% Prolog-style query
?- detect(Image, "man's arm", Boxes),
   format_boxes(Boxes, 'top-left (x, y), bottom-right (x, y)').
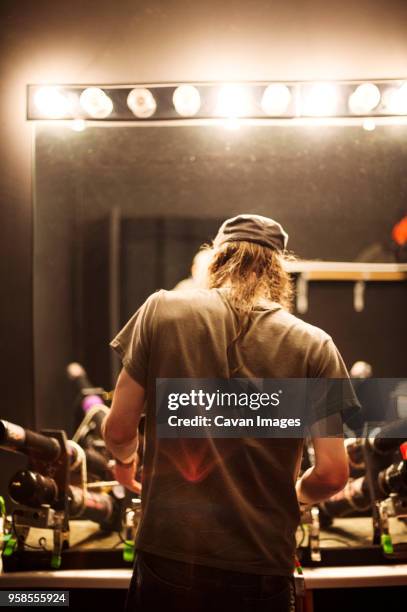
top-left (297, 337), bottom-right (358, 505)
top-left (296, 414), bottom-right (349, 505)
top-left (101, 368), bottom-right (145, 492)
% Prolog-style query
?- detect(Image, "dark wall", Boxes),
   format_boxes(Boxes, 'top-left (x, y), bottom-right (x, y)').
top-left (36, 123), bottom-right (407, 261)
top-left (2, 0), bottom-right (407, 498)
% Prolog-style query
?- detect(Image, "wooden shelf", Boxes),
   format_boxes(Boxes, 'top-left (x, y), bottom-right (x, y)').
top-left (284, 261), bottom-right (407, 282)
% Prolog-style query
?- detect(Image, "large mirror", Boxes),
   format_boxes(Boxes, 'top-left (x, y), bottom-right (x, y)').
top-left (33, 122), bottom-right (407, 432)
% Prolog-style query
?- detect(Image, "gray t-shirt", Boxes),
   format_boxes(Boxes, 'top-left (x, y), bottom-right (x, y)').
top-left (110, 287), bottom-right (358, 575)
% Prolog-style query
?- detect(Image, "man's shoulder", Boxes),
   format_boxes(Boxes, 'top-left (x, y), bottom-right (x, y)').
top-left (273, 308), bottom-right (332, 345)
top-left (159, 287), bottom-right (220, 302)
top-left (152, 288), bottom-right (224, 314)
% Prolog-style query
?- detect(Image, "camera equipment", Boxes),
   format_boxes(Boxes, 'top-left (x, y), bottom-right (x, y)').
top-left (0, 416), bottom-right (129, 570)
top-left (318, 420), bottom-right (407, 558)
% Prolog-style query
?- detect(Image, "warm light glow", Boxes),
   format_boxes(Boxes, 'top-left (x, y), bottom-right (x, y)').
top-left (223, 117), bottom-right (241, 130)
top-left (301, 83), bottom-right (338, 116)
top-left (80, 88), bottom-right (113, 118)
top-left (261, 84), bottom-right (291, 115)
top-left (34, 87), bottom-right (72, 118)
top-left (127, 88), bottom-right (157, 118)
top-left (362, 118), bottom-right (376, 131)
top-left (173, 85), bottom-right (201, 116)
top-left (70, 119), bottom-right (86, 132)
top-left (383, 83), bottom-right (407, 114)
top-left (215, 84), bottom-right (252, 117)
top-left (349, 83), bottom-right (380, 114)
top-left (28, 80), bottom-right (407, 123)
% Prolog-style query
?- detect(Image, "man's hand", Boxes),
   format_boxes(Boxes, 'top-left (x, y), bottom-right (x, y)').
top-left (112, 458), bottom-right (142, 494)
top-left (295, 438), bottom-right (349, 506)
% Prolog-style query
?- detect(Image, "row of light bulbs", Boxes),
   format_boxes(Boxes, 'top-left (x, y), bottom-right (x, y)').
top-left (31, 81), bottom-right (407, 120)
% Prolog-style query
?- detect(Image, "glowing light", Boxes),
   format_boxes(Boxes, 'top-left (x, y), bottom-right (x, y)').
top-left (223, 117), bottom-right (241, 130)
top-left (261, 84), bottom-right (291, 115)
top-left (383, 83), bottom-right (407, 114)
top-left (349, 83), bottom-right (380, 114)
top-left (215, 84), bottom-right (252, 117)
top-left (70, 119), bottom-right (86, 132)
top-left (34, 87), bottom-right (72, 118)
top-left (127, 88), bottom-right (157, 118)
top-left (80, 88), bottom-right (113, 118)
top-left (173, 85), bottom-right (201, 116)
top-left (363, 118), bottom-right (376, 131)
top-left (301, 83), bottom-right (338, 116)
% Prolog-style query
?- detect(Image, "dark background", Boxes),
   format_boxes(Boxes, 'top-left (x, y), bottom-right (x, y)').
top-left (33, 123), bottom-right (407, 434)
top-left (2, 0), bottom-right (407, 505)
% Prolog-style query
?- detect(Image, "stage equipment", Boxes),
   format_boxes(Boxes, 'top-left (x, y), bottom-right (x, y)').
top-left (0, 415), bottom-right (140, 571)
top-left (318, 420), bottom-right (407, 559)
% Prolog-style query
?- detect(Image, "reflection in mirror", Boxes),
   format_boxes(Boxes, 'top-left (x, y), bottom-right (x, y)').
top-left (33, 123), bottom-right (407, 432)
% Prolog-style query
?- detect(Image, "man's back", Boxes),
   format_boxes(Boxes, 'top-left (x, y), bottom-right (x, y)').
top-left (111, 287), bottom-right (347, 575)
top-left (142, 287), bottom-right (332, 378)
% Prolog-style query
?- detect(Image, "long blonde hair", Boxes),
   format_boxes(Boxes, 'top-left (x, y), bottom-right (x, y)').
top-left (208, 241), bottom-right (294, 313)
top-left (206, 241), bottom-right (295, 374)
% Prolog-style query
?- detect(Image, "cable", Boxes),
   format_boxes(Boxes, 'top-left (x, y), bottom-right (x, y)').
top-left (116, 530), bottom-right (127, 545)
top-left (72, 405), bottom-right (109, 444)
top-left (23, 541), bottom-right (48, 551)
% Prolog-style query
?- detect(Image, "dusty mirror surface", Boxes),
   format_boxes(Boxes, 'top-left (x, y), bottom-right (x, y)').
top-left (33, 122), bottom-right (407, 429)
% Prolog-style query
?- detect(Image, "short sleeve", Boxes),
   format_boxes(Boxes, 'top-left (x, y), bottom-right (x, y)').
top-left (307, 338), bottom-right (361, 428)
top-left (109, 291), bottom-right (162, 386)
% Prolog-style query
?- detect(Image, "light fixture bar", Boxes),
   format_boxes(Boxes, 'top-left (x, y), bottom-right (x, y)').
top-left (27, 79), bottom-right (407, 121)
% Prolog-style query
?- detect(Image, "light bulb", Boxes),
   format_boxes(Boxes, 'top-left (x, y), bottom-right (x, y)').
top-left (80, 88), bottom-right (113, 118)
top-left (215, 84), bottom-right (252, 117)
top-left (302, 83), bottom-right (338, 116)
top-left (173, 85), bottom-right (201, 116)
top-left (261, 84), bottom-right (291, 115)
top-left (127, 88), bottom-right (157, 118)
top-left (34, 87), bottom-right (71, 118)
top-left (383, 83), bottom-right (407, 114)
top-left (349, 83), bottom-right (380, 114)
